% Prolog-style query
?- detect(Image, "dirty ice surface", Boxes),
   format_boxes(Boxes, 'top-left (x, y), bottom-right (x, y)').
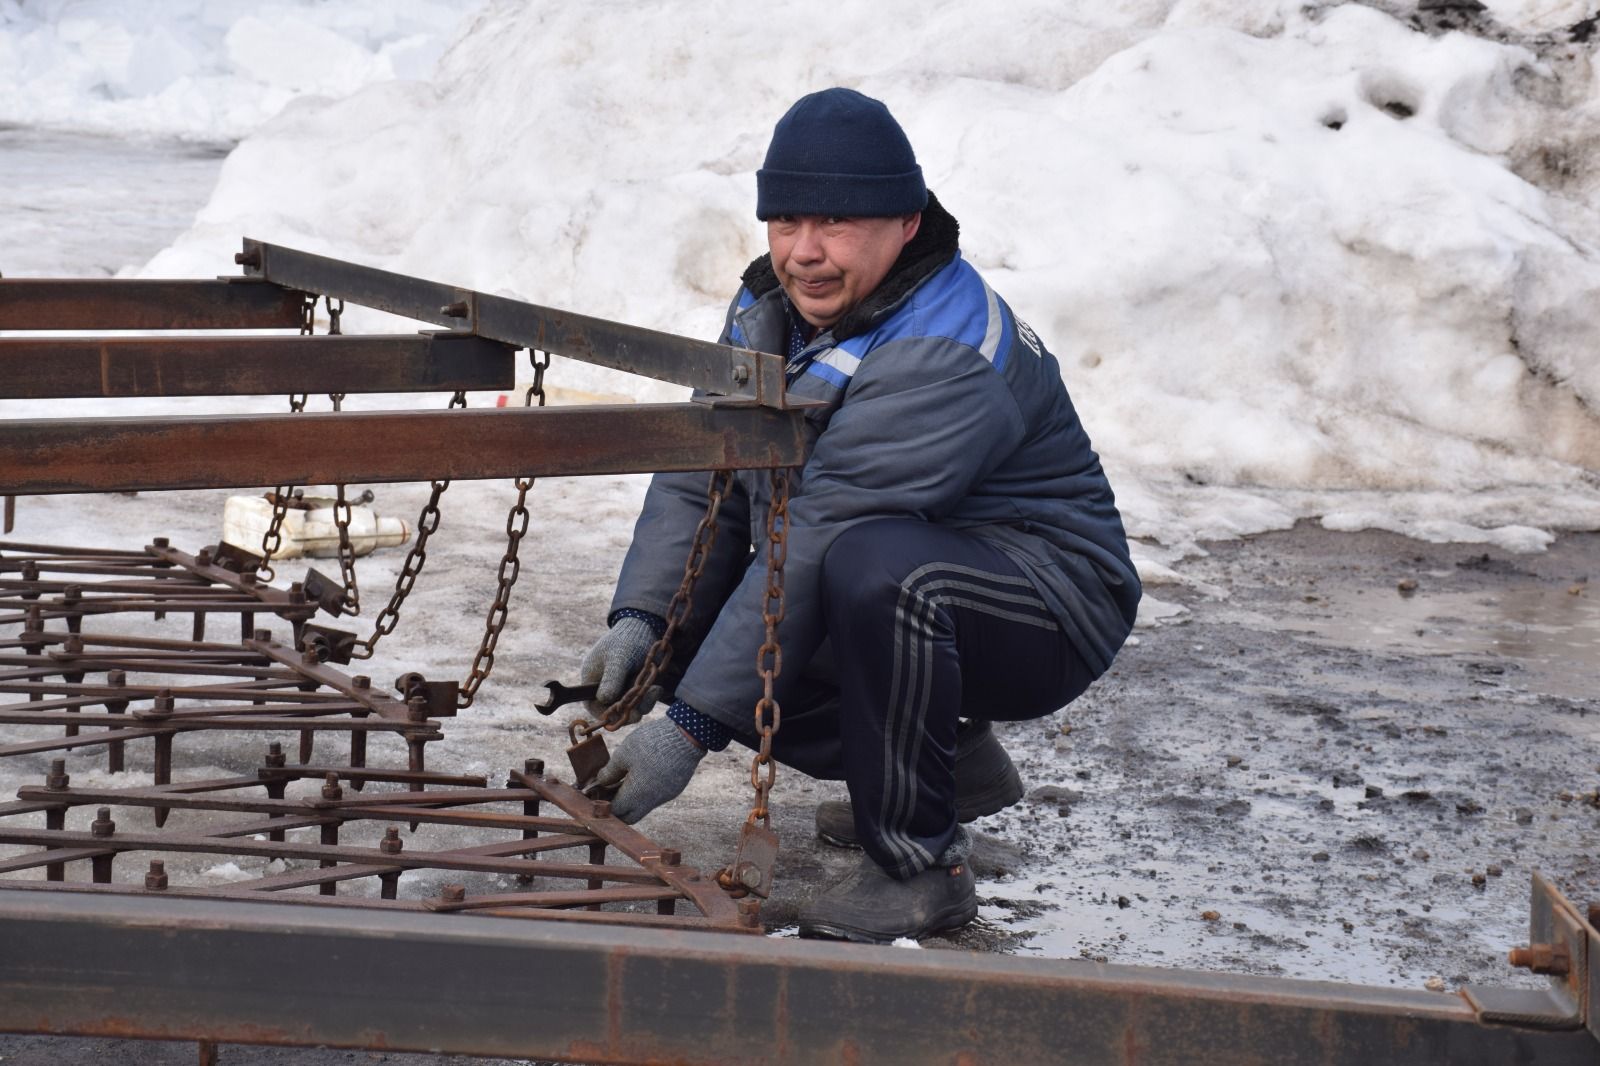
top-left (2, 0), bottom-right (1600, 998)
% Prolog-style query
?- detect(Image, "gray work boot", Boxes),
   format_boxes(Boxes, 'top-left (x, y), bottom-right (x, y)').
top-left (798, 855), bottom-right (978, 943)
top-left (815, 719), bottom-right (1023, 848)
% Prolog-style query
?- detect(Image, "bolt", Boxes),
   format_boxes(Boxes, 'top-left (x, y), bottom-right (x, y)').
top-left (440, 301), bottom-right (469, 318)
top-left (592, 799), bottom-right (612, 819)
top-left (24, 605), bottom-right (41, 629)
top-left (152, 537), bottom-right (169, 549)
top-left (240, 571), bottom-right (257, 587)
top-left (523, 757), bottom-right (545, 776)
top-left (253, 628), bottom-right (272, 642)
top-left (148, 690), bottom-right (175, 717)
top-left (737, 899), bottom-right (762, 929)
top-left (738, 863), bottom-right (763, 890)
top-left (63, 585), bottom-right (82, 603)
top-left (1509, 943), bottom-right (1571, 977)
top-left (144, 860), bottom-right (168, 891)
top-left (45, 759), bottom-right (68, 791)
top-left (234, 249), bottom-right (261, 267)
top-left (407, 696), bottom-right (428, 723)
top-left (353, 675), bottom-right (371, 690)
top-left (321, 772), bottom-right (343, 800)
top-left (658, 848), bottom-right (681, 867)
top-left (380, 827), bottom-right (403, 855)
top-left (732, 364), bottom-right (751, 385)
top-left (107, 670), bottom-right (126, 687)
top-left (196, 548), bottom-right (212, 567)
top-left (90, 808), bottom-right (115, 838)
top-left (62, 635), bottom-right (83, 655)
top-left (301, 647), bottom-right (320, 665)
top-left (289, 582), bottom-right (306, 604)
top-left (440, 884), bottom-right (466, 904)
top-left (265, 741), bottom-right (285, 769)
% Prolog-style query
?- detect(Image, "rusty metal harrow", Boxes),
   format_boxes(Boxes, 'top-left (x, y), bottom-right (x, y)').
top-left (0, 549), bottom-right (751, 932)
top-left (0, 757), bottom-right (750, 931)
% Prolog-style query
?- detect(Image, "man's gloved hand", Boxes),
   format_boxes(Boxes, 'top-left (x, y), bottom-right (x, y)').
top-left (591, 717), bottom-right (706, 823)
top-left (578, 615), bottom-right (662, 721)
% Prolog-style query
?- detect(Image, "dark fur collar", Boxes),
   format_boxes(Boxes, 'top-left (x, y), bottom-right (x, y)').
top-left (738, 191), bottom-right (961, 343)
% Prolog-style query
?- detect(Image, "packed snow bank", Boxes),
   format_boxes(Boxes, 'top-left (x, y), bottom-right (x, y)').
top-left (0, 0), bottom-right (481, 143)
top-left (141, 0), bottom-right (1600, 558)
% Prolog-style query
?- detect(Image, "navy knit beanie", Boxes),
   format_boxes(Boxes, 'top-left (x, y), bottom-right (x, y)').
top-left (756, 88), bottom-right (927, 220)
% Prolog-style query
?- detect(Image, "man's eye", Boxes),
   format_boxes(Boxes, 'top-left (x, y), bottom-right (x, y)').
top-left (824, 216), bottom-right (850, 225)
top-left (775, 215), bottom-right (796, 224)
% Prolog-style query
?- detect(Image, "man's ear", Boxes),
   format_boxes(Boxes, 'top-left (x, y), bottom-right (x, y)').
top-left (901, 211), bottom-right (922, 247)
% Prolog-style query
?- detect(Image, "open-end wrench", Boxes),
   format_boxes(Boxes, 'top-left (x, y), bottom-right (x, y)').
top-left (536, 680), bottom-right (599, 715)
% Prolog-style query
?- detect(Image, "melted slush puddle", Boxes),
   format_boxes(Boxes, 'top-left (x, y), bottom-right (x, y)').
top-left (1279, 583), bottom-right (1600, 702)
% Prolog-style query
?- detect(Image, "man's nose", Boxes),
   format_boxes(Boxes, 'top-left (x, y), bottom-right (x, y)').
top-left (791, 221), bottom-right (825, 262)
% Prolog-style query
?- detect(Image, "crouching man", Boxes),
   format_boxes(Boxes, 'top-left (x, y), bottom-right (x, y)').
top-left (580, 87), bottom-right (1140, 942)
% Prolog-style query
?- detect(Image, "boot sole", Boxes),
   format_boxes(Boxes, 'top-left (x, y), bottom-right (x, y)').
top-left (798, 896), bottom-right (980, 944)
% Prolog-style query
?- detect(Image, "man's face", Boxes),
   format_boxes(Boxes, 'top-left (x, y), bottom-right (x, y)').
top-left (767, 213), bottom-right (921, 330)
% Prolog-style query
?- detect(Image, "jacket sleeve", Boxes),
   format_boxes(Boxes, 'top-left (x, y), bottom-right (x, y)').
top-left (608, 294), bottom-right (754, 642)
top-left (674, 335), bottom-right (1027, 732)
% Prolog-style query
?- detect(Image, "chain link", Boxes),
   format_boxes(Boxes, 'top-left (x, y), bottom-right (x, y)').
top-left (257, 388), bottom-right (311, 582)
top-left (458, 476), bottom-right (534, 708)
top-left (348, 392), bottom-right (466, 661)
top-left (257, 296), bottom-right (319, 582)
top-left (745, 467), bottom-right (790, 826)
top-left (572, 468), bottom-right (735, 741)
top-left (332, 483), bottom-right (360, 615)
top-left (454, 353), bottom-right (549, 707)
top-left (525, 350), bottom-right (550, 407)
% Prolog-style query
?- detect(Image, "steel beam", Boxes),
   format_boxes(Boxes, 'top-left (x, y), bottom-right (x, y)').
top-left (0, 279), bottom-right (305, 331)
top-left (0, 403), bottom-right (807, 494)
top-left (0, 890), bottom-right (1593, 1065)
top-left (0, 333), bottom-right (514, 398)
top-left (239, 238), bottom-right (801, 408)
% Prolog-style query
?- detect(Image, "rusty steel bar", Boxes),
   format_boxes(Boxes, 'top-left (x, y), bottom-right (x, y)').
top-left (237, 238), bottom-right (804, 409)
top-left (0, 402), bottom-right (809, 495)
top-left (0, 333), bottom-right (515, 399)
top-left (0, 889), bottom-right (1595, 1066)
top-left (0, 279), bottom-right (304, 331)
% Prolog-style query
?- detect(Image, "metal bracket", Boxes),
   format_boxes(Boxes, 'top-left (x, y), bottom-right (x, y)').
top-left (1464, 872), bottom-right (1595, 1037)
top-left (392, 671), bottom-right (460, 719)
top-left (300, 623), bottom-right (358, 666)
top-left (301, 568), bottom-right (351, 617)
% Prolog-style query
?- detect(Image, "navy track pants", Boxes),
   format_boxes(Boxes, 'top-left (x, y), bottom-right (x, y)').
top-left (742, 518), bottom-right (1096, 878)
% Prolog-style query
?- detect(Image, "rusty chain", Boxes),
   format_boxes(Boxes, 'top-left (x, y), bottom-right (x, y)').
top-left (322, 296), bottom-right (362, 611)
top-left (746, 467), bottom-right (790, 826)
top-left (569, 467), bottom-right (735, 743)
top-left (457, 354), bottom-right (548, 707)
top-left (349, 391), bottom-right (466, 661)
top-left (257, 306), bottom-right (314, 583)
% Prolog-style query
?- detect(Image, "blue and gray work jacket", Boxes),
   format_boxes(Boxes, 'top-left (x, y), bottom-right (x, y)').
top-left (610, 195), bottom-right (1140, 736)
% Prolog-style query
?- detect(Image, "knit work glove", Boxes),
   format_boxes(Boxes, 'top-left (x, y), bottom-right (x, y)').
top-left (578, 615), bottom-right (662, 722)
top-left (591, 717), bottom-right (706, 824)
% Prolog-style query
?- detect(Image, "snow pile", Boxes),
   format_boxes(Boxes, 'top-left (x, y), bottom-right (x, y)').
top-left (135, 0), bottom-right (1600, 557)
top-left (0, 0), bottom-right (481, 142)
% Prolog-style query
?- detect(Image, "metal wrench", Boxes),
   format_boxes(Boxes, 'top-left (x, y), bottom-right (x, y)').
top-left (535, 680), bottom-right (599, 715)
